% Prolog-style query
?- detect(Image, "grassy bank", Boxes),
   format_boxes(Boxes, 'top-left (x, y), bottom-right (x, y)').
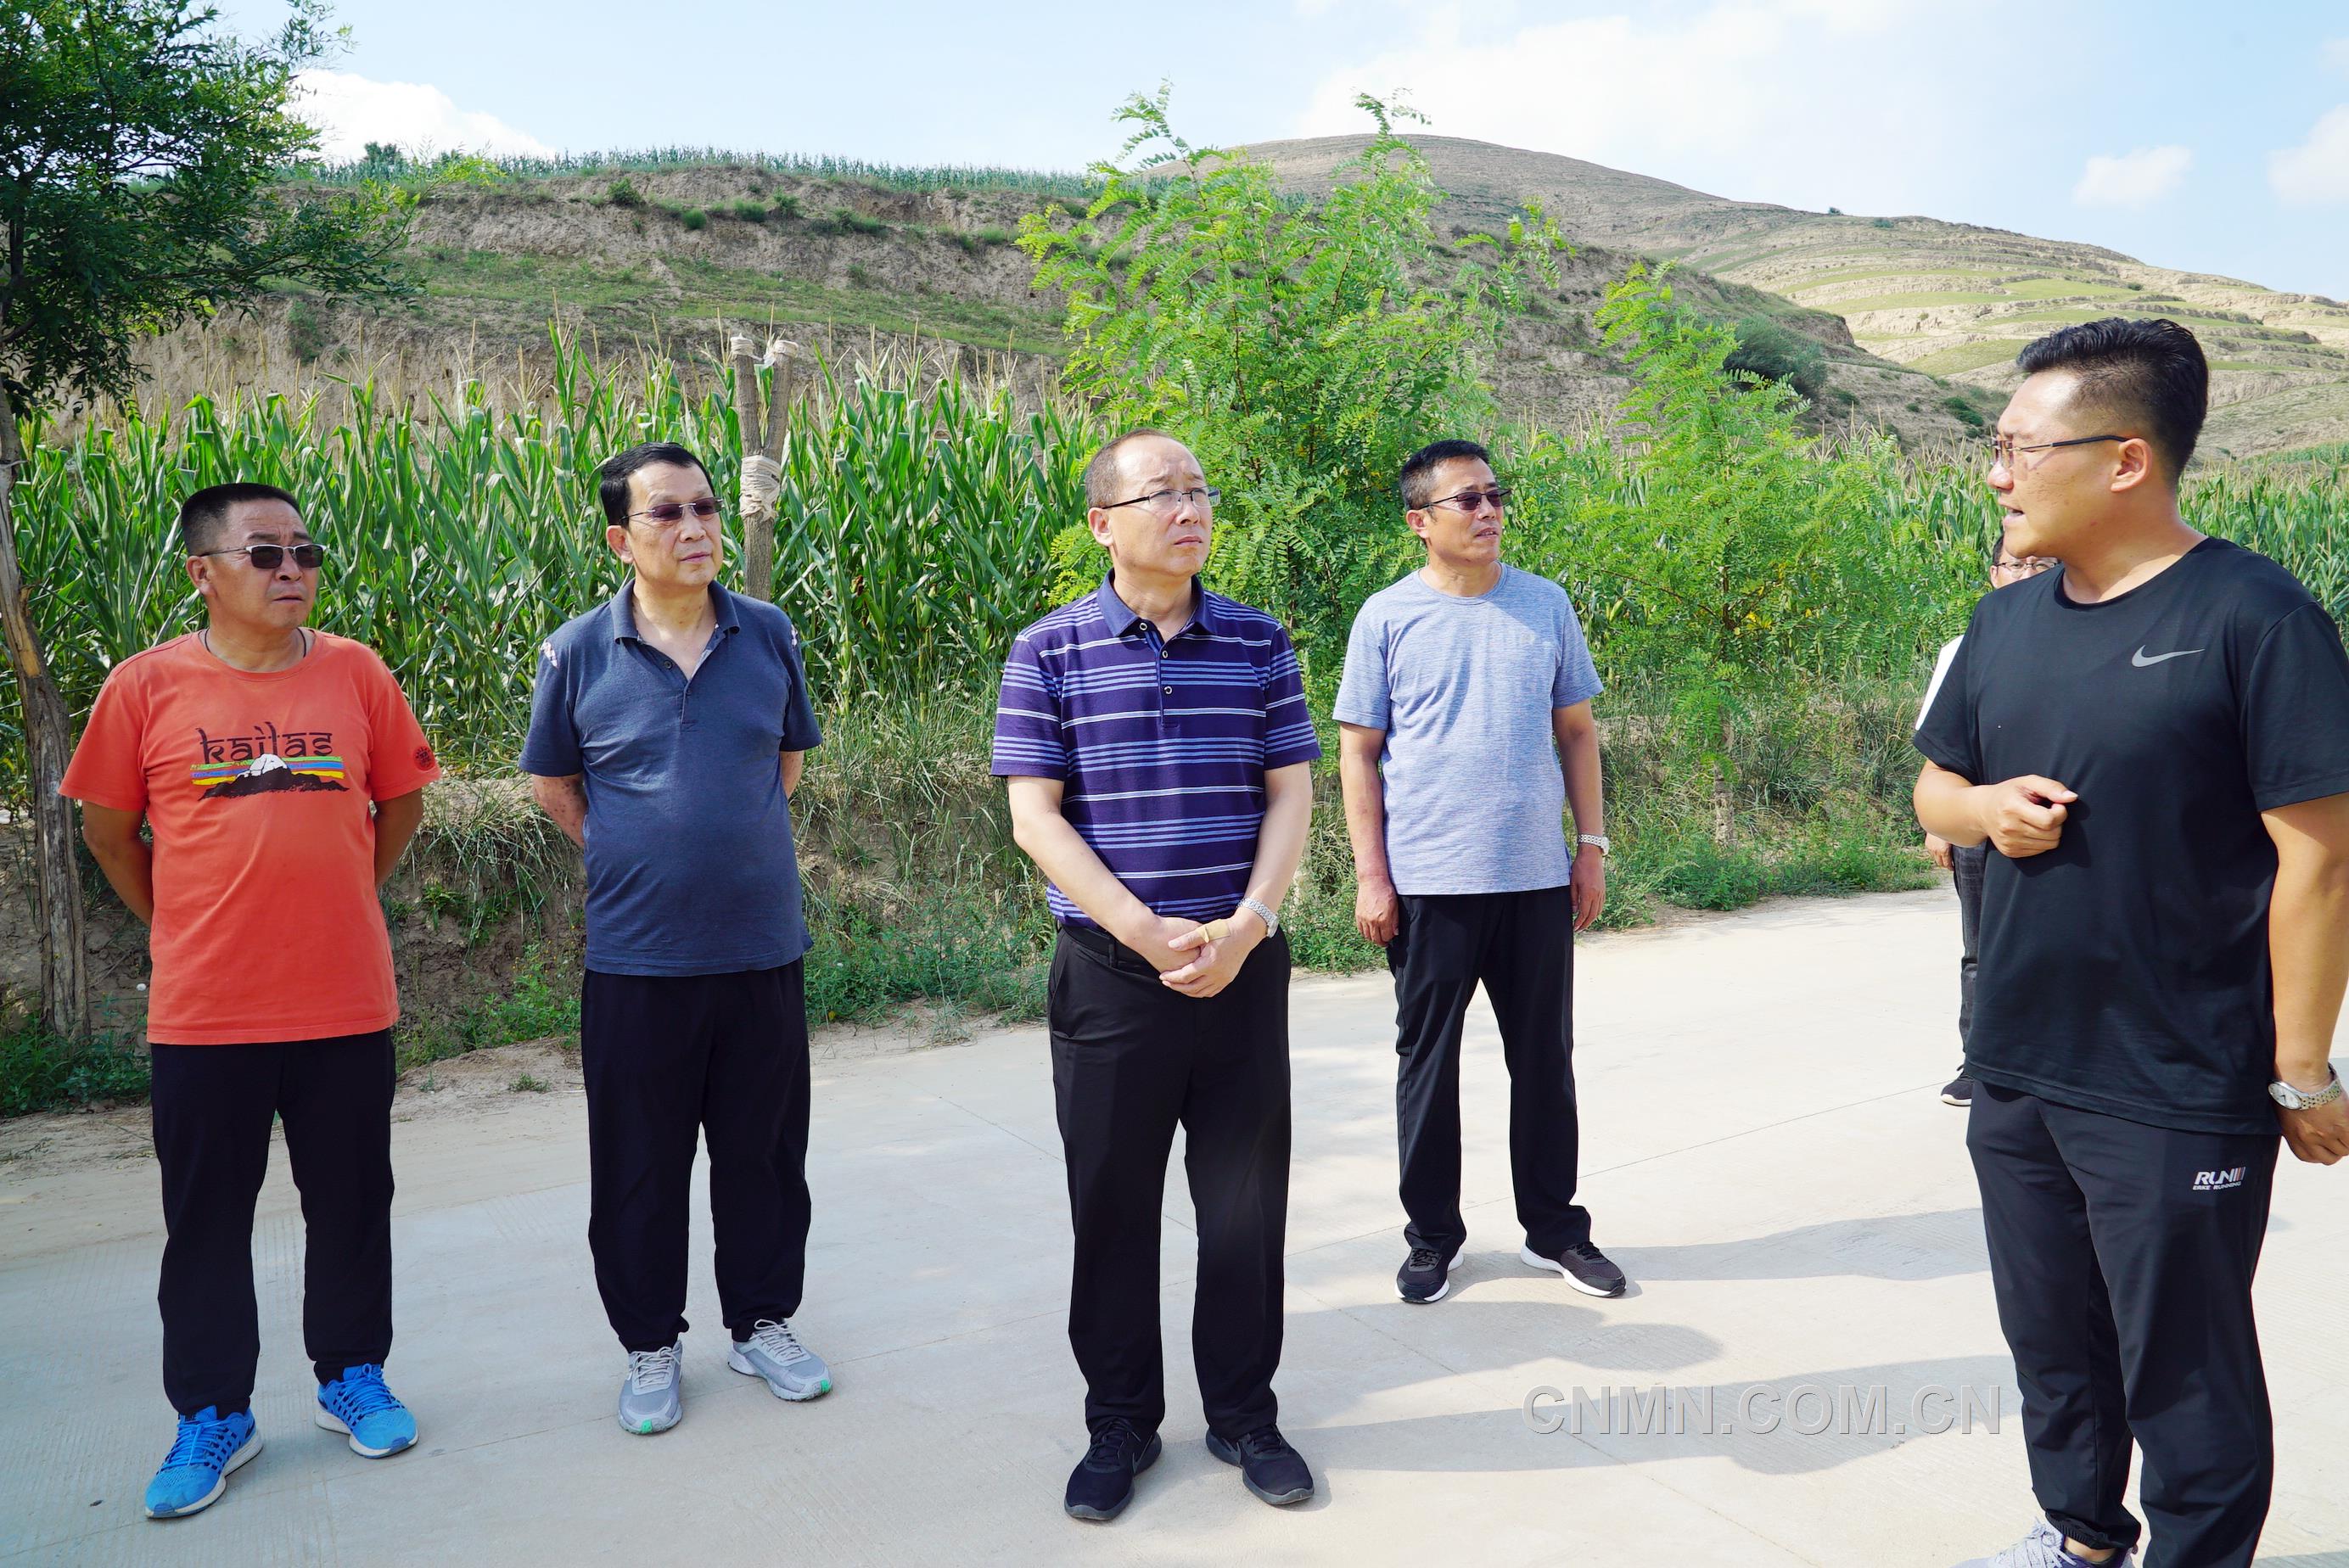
top-left (3, 684), bottom-right (1938, 1117)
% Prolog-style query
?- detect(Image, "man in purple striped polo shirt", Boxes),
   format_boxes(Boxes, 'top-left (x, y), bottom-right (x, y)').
top-left (994, 429), bottom-right (1320, 1524)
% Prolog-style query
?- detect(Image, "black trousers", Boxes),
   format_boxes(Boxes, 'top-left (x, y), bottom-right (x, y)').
top-left (149, 1031), bottom-right (396, 1417)
top-left (1049, 925), bottom-right (1292, 1442)
top-left (1968, 1084), bottom-right (2279, 1566)
top-left (1387, 887), bottom-right (1589, 1257)
top-left (1953, 841), bottom-right (1987, 1046)
top-left (580, 963), bottom-right (812, 1353)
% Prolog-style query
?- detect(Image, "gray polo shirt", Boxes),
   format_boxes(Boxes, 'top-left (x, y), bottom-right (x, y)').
top-left (1333, 564), bottom-right (1601, 896)
top-left (520, 580), bottom-right (822, 976)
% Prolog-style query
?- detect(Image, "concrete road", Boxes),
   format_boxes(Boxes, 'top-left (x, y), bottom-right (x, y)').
top-left (3, 889), bottom-right (2345, 1565)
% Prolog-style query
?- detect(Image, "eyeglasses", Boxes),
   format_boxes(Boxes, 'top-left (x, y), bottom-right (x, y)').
top-left (1422, 486), bottom-right (1511, 515)
top-left (194, 543), bottom-right (326, 571)
top-left (1992, 555), bottom-right (2055, 578)
top-left (1099, 486), bottom-right (1221, 515)
top-left (1987, 434), bottom-right (2128, 471)
top-left (629, 498), bottom-right (724, 527)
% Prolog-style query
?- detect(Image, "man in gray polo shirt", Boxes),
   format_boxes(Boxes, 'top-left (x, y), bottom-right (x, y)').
top-left (521, 440), bottom-right (831, 1436)
top-left (1336, 438), bottom-right (1624, 1306)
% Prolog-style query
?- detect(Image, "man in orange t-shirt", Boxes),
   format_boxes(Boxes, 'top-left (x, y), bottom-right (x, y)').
top-left (60, 482), bottom-right (440, 1520)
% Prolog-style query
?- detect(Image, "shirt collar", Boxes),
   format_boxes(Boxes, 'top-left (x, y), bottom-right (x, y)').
top-left (1096, 573), bottom-right (1216, 640)
top-left (609, 580), bottom-right (741, 642)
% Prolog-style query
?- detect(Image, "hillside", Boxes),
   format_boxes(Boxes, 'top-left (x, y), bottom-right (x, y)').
top-left (1247, 135), bottom-right (2349, 459)
top-left (123, 155), bottom-right (1993, 452)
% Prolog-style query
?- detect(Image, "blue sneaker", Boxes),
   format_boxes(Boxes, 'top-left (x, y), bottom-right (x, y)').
top-left (315, 1364), bottom-right (418, 1458)
top-left (144, 1407), bottom-right (261, 1518)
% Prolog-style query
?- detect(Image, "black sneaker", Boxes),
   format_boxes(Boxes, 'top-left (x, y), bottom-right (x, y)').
top-left (1204, 1425), bottom-right (1314, 1506)
top-left (1063, 1420), bottom-right (1161, 1522)
top-left (1942, 1069), bottom-right (1974, 1107)
top-left (1396, 1246), bottom-right (1460, 1303)
top-left (1521, 1240), bottom-right (1628, 1298)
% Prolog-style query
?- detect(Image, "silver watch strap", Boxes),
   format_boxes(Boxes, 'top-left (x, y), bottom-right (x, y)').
top-left (1240, 897), bottom-right (1280, 937)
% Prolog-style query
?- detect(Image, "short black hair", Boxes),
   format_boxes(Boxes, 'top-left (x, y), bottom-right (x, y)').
top-left (1083, 429), bottom-right (1177, 509)
top-left (2015, 317), bottom-right (2208, 483)
top-left (598, 441), bottom-right (715, 528)
top-left (178, 482), bottom-right (302, 555)
top-left (1399, 440), bottom-right (1492, 510)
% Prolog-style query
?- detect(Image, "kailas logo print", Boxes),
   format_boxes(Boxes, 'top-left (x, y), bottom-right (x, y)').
top-left (2191, 1167), bottom-right (2247, 1192)
top-left (189, 723), bottom-right (348, 799)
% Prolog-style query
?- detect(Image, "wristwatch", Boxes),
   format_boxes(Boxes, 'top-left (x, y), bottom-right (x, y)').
top-left (2268, 1067), bottom-right (2343, 1112)
top-left (1239, 897), bottom-right (1281, 938)
top-left (1578, 833), bottom-right (1611, 856)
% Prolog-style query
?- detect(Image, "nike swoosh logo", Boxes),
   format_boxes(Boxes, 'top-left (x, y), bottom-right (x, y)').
top-left (2132, 647), bottom-right (2203, 667)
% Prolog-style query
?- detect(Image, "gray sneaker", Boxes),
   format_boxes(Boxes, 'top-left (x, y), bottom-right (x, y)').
top-left (728, 1319), bottom-right (833, 1402)
top-left (1957, 1519), bottom-right (2133, 1566)
top-left (617, 1341), bottom-right (683, 1436)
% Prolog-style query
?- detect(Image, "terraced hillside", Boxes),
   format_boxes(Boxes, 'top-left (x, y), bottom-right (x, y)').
top-left (1248, 135), bottom-right (2349, 460)
top-left (121, 154), bottom-right (1993, 452)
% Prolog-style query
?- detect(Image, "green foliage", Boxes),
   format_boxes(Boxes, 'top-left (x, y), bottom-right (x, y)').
top-left (1018, 87), bottom-right (1564, 679)
top-left (770, 193), bottom-right (801, 219)
top-left (605, 176), bottom-right (643, 208)
top-left (296, 148), bottom-right (1104, 200)
top-left (0, 1018), bottom-right (149, 1115)
top-left (1512, 266), bottom-right (1963, 788)
top-left (3, 328), bottom-right (1087, 781)
top-left (284, 296), bottom-right (330, 362)
top-left (0, 0), bottom-right (415, 410)
top-left (827, 207), bottom-right (887, 236)
top-left (680, 207), bottom-right (708, 232)
top-left (1722, 315), bottom-right (1828, 400)
top-left (1943, 394), bottom-right (1986, 428)
top-left (729, 199), bottom-right (770, 223)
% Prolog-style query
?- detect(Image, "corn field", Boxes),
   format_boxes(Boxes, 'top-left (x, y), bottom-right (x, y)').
top-left (3, 333), bottom-right (1088, 792)
top-left (4, 336), bottom-right (2343, 804)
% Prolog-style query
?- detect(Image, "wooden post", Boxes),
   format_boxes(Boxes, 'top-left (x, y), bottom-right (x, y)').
top-left (0, 384), bottom-right (90, 1042)
top-left (727, 333), bottom-right (808, 602)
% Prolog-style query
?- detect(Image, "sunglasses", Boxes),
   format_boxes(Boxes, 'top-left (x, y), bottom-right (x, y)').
top-left (628, 498), bottom-right (724, 527)
top-left (195, 543), bottom-right (327, 570)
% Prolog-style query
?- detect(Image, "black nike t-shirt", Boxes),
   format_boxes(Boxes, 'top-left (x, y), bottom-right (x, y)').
top-left (1915, 536), bottom-right (2349, 1134)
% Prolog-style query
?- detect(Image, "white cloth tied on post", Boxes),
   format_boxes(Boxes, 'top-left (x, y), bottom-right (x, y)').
top-left (738, 453), bottom-right (784, 512)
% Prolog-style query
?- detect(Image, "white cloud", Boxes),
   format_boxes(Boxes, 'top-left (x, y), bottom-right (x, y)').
top-left (292, 70), bottom-right (556, 162)
top-left (1292, 1), bottom-right (1954, 215)
top-left (2269, 105), bottom-right (2349, 205)
top-left (2324, 37), bottom-right (2349, 76)
top-left (2071, 145), bottom-right (2193, 207)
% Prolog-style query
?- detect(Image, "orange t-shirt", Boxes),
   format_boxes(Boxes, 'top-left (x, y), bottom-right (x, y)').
top-left (59, 633), bottom-right (442, 1044)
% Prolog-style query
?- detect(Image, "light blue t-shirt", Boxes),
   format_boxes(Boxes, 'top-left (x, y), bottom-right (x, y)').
top-left (1333, 564), bottom-right (1603, 896)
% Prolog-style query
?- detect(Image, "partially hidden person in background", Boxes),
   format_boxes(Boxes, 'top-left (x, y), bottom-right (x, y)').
top-left (1917, 540), bottom-right (2053, 1109)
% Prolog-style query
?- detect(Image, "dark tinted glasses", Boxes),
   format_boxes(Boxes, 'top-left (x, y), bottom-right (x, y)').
top-left (197, 543), bottom-right (326, 570)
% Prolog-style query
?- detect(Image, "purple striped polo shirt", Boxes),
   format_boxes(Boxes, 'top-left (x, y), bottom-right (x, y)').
top-left (992, 574), bottom-right (1322, 928)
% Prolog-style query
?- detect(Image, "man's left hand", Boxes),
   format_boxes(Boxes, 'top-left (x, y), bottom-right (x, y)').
top-left (1572, 846), bottom-right (1606, 932)
top-left (2280, 1095), bottom-right (2349, 1165)
top-left (1164, 910), bottom-right (1263, 998)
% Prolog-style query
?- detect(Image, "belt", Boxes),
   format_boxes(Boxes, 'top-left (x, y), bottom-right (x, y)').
top-left (1057, 921), bottom-right (1162, 973)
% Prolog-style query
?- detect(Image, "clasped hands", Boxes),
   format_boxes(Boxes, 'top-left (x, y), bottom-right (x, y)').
top-left (1130, 909), bottom-right (1267, 998)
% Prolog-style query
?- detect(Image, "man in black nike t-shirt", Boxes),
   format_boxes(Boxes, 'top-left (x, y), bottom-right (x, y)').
top-left (1916, 318), bottom-right (2349, 1568)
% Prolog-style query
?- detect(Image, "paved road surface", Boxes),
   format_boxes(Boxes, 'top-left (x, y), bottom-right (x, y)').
top-left (3, 889), bottom-right (2344, 1565)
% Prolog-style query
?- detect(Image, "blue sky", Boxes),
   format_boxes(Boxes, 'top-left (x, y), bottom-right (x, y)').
top-left (220, 0), bottom-right (2349, 300)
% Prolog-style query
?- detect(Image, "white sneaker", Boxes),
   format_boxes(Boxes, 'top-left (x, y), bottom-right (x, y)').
top-left (728, 1319), bottom-right (833, 1402)
top-left (617, 1341), bottom-right (683, 1435)
top-left (1956, 1518), bottom-right (2134, 1567)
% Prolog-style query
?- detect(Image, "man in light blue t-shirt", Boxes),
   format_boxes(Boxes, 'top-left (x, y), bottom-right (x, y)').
top-left (1334, 439), bottom-right (1624, 1307)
